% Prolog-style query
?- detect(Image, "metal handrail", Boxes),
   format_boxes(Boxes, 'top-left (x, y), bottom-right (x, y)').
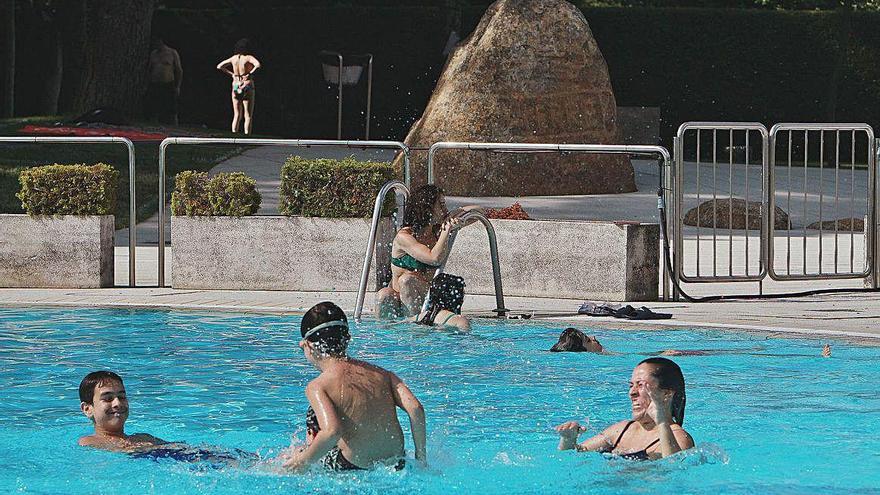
top-left (425, 141), bottom-right (672, 300)
top-left (420, 209), bottom-right (507, 317)
top-left (353, 180), bottom-right (409, 321)
top-left (0, 136), bottom-right (138, 286)
top-left (157, 137), bottom-right (411, 287)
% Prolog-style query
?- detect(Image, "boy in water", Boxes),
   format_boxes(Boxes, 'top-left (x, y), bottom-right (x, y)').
top-left (78, 371), bottom-right (166, 451)
top-left (284, 302), bottom-right (427, 472)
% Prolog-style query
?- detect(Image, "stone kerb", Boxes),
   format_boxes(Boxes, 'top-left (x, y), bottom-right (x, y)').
top-left (443, 219), bottom-right (660, 301)
top-left (0, 214), bottom-right (114, 288)
top-left (171, 216), bottom-right (395, 291)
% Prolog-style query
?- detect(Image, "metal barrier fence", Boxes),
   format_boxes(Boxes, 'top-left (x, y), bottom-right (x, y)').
top-left (672, 122), bottom-right (877, 293)
top-left (0, 136), bottom-right (138, 286)
top-left (426, 141), bottom-right (674, 299)
top-left (768, 124), bottom-right (875, 281)
top-left (673, 123), bottom-right (769, 284)
top-left (157, 138), bottom-right (410, 287)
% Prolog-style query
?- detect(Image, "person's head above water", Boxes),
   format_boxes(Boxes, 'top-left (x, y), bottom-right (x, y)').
top-left (630, 357), bottom-right (686, 425)
top-left (79, 370), bottom-right (128, 431)
top-left (233, 38), bottom-right (251, 55)
top-left (403, 184), bottom-right (446, 232)
top-left (549, 328), bottom-right (604, 353)
top-left (299, 301), bottom-right (351, 360)
top-left (419, 273), bottom-right (465, 325)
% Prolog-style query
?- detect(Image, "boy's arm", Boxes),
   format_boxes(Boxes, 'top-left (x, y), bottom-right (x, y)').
top-left (390, 373), bottom-right (426, 464)
top-left (284, 382), bottom-right (341, 472)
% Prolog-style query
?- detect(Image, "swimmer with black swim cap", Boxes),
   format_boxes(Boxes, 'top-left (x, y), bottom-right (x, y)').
top-left (414, 273), bottom-right (471, 332)
top-left (282, 302), bottom-right (427, 472)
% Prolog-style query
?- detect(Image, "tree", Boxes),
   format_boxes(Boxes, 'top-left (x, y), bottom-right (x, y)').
top-left (57, 0), bottom-right (155, 116)
top-left (1, 0), bottom-right (14, 117)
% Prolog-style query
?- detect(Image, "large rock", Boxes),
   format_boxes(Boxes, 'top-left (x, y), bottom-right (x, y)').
top-left (399, 0), bottom-right (635, 196)
top-left (684, 198), bottom-right (790, 230)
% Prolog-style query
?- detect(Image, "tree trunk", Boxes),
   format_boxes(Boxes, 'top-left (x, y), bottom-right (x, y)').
top-left (58, 0), bottom-right (154, 117)
top-left (1, 0), bottom-right (15, 118)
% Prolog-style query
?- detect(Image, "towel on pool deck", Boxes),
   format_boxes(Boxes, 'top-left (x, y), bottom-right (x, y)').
top-left (578, 302), bottom-right (672, 320)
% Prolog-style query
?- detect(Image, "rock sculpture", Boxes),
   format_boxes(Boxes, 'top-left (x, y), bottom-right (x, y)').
top-left (398, 0), bottom-right (635, 196)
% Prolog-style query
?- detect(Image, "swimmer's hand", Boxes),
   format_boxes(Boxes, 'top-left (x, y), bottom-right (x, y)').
top-left (441, 216), bottom-right (462, 234)
top-left (555, 421), bottom-right (586, 440)
top-left (282, 448), bottom-right (310, 473)
top-left (822, 344), bottom-right (832, 358)
top-left (555, 421), bottom-right (587, 451)
top-left (644, 382), bottom-right (674, 425)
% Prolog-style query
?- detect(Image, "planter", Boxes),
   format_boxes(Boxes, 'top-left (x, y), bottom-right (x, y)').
top-left (444, 219), bottom-right (660, 301)
top-left (0, 214), bottom-right (114, 288)
top-left (171, 216), bottom-right (394, 291)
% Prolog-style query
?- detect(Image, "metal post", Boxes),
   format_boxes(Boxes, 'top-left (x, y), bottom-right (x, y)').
top-left (365, 54), bottom-right (373, 140)
top-left (336, 53), bottom-right (343, 140)
top-left (354, 180), bottom-right (409, 322)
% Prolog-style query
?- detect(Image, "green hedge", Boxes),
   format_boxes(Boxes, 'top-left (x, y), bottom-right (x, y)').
top-left (280, 155), bottom-right (397, 218)
top-left (171, 171), bottom-right (261, 216)
top-left (0, 167), bottom-right (25, 213)
top-left (17, 164), bottom-right (118, 216)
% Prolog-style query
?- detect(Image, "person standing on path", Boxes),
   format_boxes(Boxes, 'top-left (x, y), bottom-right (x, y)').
top-left (216, 38), bottom-right (261, 134)
top-left (145, 37), bottom-right (183, 125)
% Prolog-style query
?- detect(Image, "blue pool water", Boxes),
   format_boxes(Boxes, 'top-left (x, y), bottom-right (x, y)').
top-left (1, 306), bottom-right (878, 494)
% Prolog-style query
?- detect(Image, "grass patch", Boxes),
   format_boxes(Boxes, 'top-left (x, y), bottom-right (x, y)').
top-left (0, 117), bottom-right (248, 229)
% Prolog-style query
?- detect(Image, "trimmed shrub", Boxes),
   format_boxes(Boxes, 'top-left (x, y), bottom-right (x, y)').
top-left (280, 155), bottom-right (397, 218)
top-left (17, 163), bottom-right (118, 215)
top-left (171, 171), bottom-right (261, 216)
top-left (205, 172), bottom-right (261, 216)
top-left (170, 171), bottom-right (212, 216)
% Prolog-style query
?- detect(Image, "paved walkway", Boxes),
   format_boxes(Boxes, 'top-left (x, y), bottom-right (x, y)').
top-left (2, 287), bottom-right (879, 342)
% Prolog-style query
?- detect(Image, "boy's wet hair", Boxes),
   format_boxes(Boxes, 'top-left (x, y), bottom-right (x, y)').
top-left (301, 301), bottom-right (350, 357)
top-left (79, 370), bottom-right (124, 404)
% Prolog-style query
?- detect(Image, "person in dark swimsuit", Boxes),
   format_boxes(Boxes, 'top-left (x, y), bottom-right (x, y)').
top-left (377, 185), bottom-right (459, 318)
top-left (414, 273), bottom-right (470, 331)
top-left (555, 358), bottom-right (695, 460)
top-left (304, 406), bottom-right (404, 472)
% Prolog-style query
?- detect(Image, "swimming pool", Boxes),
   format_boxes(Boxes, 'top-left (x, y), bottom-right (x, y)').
top-left (0, 306), bottom-right (877, 494)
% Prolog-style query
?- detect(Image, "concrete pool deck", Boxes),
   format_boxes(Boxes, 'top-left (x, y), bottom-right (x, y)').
top-left (2, 285), bottom-right (880, 342)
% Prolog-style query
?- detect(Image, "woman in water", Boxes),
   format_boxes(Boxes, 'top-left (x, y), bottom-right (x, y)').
top-left (216, 38), bottom-right (261, 134)
top-left (376, 185), bottom-right (462, 317)
top-left (415, 273), bottom-right (471, 332)
top-left (555, 358), bottom-right (694, 460)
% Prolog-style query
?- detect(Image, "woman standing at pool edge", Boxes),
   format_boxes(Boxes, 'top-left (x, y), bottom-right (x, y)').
top-left (216, 38), bottom-right (261, 134)
top-left (556, 358), bottom-right (694, 460)
top-left (376, 185), bottom-right (462, 317)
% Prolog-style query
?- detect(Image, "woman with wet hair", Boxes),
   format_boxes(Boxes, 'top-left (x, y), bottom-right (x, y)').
top-left (376, 184), bottom-right (463, 318)
top-left (555, 358), bottom-right (694, 460)
top-left (283, 302), bottom-right (426, 472)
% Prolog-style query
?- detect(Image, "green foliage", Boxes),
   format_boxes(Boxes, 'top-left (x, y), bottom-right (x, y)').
top-left (279, 155), bottom-right (397, 218)
top-left (16, 164), bottom-right (119, 216)
top-left (171, 171), bottom-right (261, 216)
top-left (0, 167), bottom-right (25, 213)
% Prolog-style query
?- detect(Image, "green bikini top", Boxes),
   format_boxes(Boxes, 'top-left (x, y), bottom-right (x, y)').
top-left (390, 253), bottom-right (439, 272)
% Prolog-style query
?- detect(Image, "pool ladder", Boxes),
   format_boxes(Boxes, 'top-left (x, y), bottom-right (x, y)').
top-left (353, 181), bottom-right (507, 321)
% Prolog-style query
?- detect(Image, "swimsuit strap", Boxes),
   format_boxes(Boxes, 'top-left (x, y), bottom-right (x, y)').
top-left (612, 421), bottom-right (635, 449)
top-left (439, 311), bottom-right (457, 326)
top-left (642, 438), bottom-right (660, 451)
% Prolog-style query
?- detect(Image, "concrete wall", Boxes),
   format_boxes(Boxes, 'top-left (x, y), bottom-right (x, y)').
top-left (0, 214), bottom-right (114, 288)
top-left (171, 216), bottom-right (394, 291)
top-left (171, 216), bottom-right (659, 301)
top-left (444, 219), bottom-right (659, 301)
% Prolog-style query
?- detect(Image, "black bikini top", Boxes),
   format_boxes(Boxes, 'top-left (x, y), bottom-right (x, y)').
top-left (612, 421), bottom-right (660, 461)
